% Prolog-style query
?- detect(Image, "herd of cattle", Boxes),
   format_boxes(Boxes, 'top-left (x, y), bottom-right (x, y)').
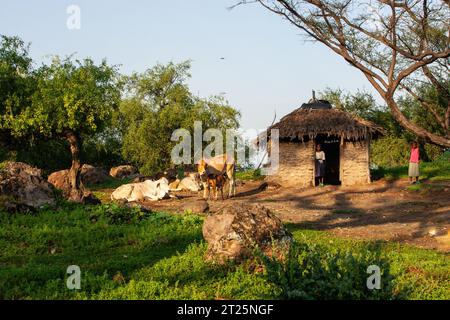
top-left (111, 154), bottom-right (236, 202)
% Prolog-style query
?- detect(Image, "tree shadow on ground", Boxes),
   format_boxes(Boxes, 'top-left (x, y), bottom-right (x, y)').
top-left (246, 179), bottom-right (449, 245)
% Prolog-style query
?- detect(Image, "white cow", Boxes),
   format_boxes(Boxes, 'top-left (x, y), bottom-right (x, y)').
top-left (111, 178), bottom-right (170, 202)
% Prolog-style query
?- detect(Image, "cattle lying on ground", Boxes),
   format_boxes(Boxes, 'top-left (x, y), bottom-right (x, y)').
top-left (168, 173), bottom-right (202, 192)
top-left (111, 177), bottom-right (170, 202)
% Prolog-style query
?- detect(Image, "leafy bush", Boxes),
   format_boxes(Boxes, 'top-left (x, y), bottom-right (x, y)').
top-left (87, 203), bottom-right (151, 225)
top-left (372, 151), bottom-right (450, 181)
top-left (371, 136), bottom-right (410, 168)
top-left (235, 168), bottom-right (263, 181)
top-left (259, 241), bottom-right (393, 300)
top-left (423, 144), bottom-right (444, 162)
top-left (0, 205), bottom-right (448, 300)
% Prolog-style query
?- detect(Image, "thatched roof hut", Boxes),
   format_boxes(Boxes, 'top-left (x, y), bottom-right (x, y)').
top-left (263, 97), bottom-right (384, 187)
top-left (268, 107), bottom-right (384, 142)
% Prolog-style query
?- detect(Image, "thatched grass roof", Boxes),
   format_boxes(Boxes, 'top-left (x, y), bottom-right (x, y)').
top-left (266, 108), bottom-right (385, 141)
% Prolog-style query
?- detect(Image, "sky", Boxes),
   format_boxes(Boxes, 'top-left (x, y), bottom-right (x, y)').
top-left (0, 0), bottom-right (381, 131)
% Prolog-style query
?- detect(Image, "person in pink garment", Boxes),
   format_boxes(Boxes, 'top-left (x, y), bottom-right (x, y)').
top-left (408, 141), bottom-right (420, 184)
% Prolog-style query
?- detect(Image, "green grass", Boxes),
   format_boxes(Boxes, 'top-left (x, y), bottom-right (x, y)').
top-left (372, 151), bottom-right (450, 181)
top-left (405, 183), bottom-right (447, 192)
top-left (0, 203), bottom-right (448, 300)
top-left (235, 168), bottom-right (264, 181)
top-left (87, 177), bottom-right (134, 202)
top-left (87, 177), bottom-right (134, 191)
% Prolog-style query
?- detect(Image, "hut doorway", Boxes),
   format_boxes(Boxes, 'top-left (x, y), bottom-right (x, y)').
top-left (315, 135), bottom-right (341, 186)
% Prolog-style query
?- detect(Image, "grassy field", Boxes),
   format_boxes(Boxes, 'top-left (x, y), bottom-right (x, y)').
top-left (371, 151), bottom-right (450, 182)
top-left (0, 203), bottom-right (448, 300)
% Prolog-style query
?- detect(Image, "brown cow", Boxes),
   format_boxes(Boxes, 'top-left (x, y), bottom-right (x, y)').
top-left (198, 154), bottom-right (236, 199)
top-left (205, 173), bottom-right (227, 200)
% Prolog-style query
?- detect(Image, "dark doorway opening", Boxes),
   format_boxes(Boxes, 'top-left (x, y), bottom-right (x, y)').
top-left (315, 135), bottom-right (341, 186)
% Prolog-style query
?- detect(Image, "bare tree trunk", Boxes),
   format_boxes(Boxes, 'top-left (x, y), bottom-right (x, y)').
top-left (65, 130), bottom-right (84, 202)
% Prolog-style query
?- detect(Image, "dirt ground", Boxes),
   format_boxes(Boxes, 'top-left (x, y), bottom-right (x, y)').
top-left (100, 178), bottom-right (450, 252)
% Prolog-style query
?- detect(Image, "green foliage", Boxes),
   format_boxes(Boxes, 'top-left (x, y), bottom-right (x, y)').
top-left (87, 177), bottom-right (133, 191)
top-left (285, 230), bottom-right (450, 300)
top-left (399, 83), bottom-right (449, 138)
top-left (320, 88), bottom-right (446, 167)
top-left (320, 88), bottom-right (381, 121)
top-left (371, 136), bottom-right (411, 168)
top-left (6, 57), bottom-right (121, 139)
top-left (260, 241), bottom-right (393, 299)
top-left (1, 35), bottom-right (122, 175)
top-left (0, 36), bottom-right (37, 156)
top-left (423, 143), bottom-right (444, 162)
top-left (87, 203), bottom-right (152, 225)
top-left (0, 205), bottom-right (448, 300)
top-left (119, 61), bottom-right (240, 175)
top-left (372, 151), bottom-right (450, 181)
top-left (81, 129), bottom-right (124, 169)
top-left (235, 168), bottom-right (263, 181)
top-left (0, 35), bottom-right (34, 122)
top-left (420, 151), bottom-right (450, 181)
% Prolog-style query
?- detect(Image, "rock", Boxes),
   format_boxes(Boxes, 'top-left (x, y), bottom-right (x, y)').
top-left (109, 165), bottom-right (137, 179)
top-left (0, 162), bottom-right (55, 211)
top-left (202, 203), bottom-right (292, 263)
top-left (111, 178), bottom-right (170, 202)
top-left (182, 199), bottom-right (209, 214)
top-left (80, 165), bottom-right (109, 185)
top-left (47, 169), bottom-right (70, 193)
top-left (48, 164), bottom-right (108, 193)
top-left (178, 176), bottom-right (202, 192)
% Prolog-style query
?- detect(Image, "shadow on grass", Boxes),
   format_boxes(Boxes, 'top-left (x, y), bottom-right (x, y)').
top-left (0, 206), bottom-right (203, 299)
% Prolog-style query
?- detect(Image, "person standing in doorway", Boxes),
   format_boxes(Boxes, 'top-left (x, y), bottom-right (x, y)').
top-left (409, 141), bottom-right (420, 184)
top-left (315, 144), bottom-right (326, 187)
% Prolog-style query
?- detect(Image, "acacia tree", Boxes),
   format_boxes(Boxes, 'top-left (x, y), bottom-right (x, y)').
top-left (236, 0), bottom-right (450, 147)
top-left (0, 36), bottom-right (36, 151)
top-left (119, 61), bottom-right (240, 175)
top-left (6, 56), bottom-right (120, 201)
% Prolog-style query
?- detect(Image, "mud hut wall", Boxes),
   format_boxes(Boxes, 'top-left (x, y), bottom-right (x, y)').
top-left (267, 141), bottom-right (314, 187)
top-left (341, 140), bottom-right (371, 186)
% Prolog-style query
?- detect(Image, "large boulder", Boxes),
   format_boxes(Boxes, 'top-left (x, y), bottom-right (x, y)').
top-left (111, 177), bottom-right (170, 202)
top-left (80, 165), bottom-right (109, 185)
top-left (0, 162), bottom-right (55, 211)
top-left (47, 169), bottom-right (70, 192)
top-left (202, 204), bottom-right (292, 263)
top-left (109, 165), bottom-right (137, 179)
top-left (48, 164), bottom-right (108, 192)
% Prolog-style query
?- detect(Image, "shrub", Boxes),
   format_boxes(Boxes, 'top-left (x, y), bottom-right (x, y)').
top-left (235, 168), bottom-right (263, 181)
top-left (87, 203), bottom-right (151, 225)
top-left (259, 241), bottom-right (394, 300)
top-left (371, 136), bottom-right (410, 168)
